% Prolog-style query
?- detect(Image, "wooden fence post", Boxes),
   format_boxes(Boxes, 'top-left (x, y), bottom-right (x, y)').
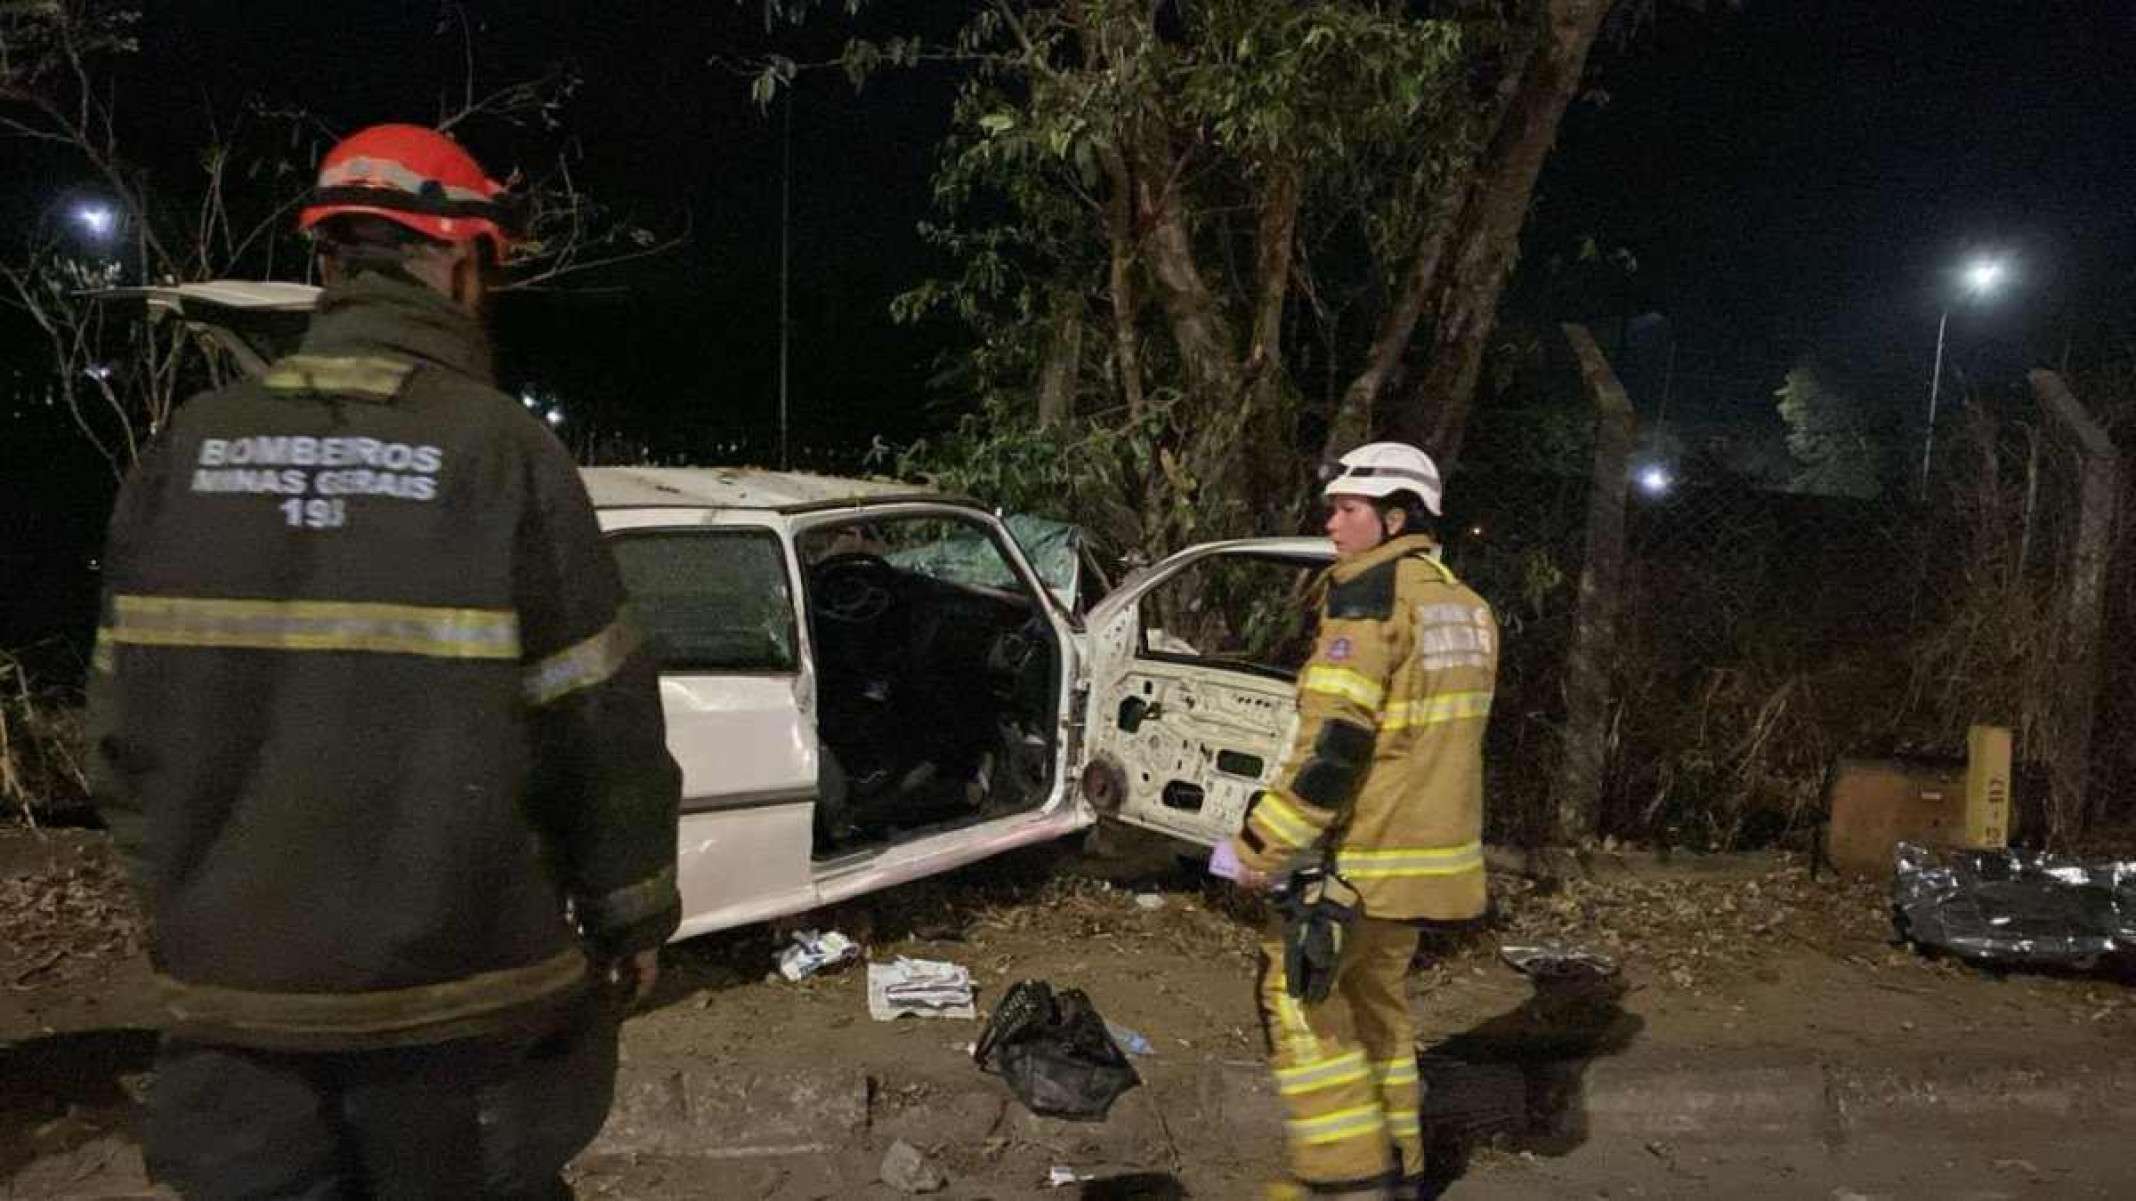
top-left (2029, 369), bottom-right (2122, 844)
top-left (1553, 325), bottom-right (1636, 843)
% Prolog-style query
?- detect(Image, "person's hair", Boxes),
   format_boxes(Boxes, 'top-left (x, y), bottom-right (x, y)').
top-left (313, 214), bottom-right (497, 282)
top-left (1372, 490), bottom-right (1434, 538)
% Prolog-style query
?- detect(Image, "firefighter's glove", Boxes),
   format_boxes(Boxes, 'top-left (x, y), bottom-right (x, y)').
top-left (1277, 868), bottom-right (1361, 1004)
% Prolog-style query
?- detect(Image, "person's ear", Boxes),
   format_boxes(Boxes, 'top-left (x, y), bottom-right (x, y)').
top-left (448, 242), bottom-right (487, 316)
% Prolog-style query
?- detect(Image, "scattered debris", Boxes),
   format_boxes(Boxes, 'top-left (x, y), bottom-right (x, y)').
top-left (1133, 893), bottom-right (1167, 911)
top-left (1500, 943), bottom-right (1621, 981)
top-left (1487, 855), bottom-right (1894, 991)
top-left (974, 979), bottom-right (1140, 1119)
top-left (879, 1139), bottom-right (947, 1194)
top-left (1893, 842), bottom-right (2136, 969)
top-left (776, 929), bottom-right (860, 981)
top-left (869, 957), bottom-right (978, 1021)
top-left (0, 842), bottom-right (142, 991)
top-left (1105, 1020), bottom-right (1154, 1057)
top-left (1047, 1165), bottom-right (1095, 1187)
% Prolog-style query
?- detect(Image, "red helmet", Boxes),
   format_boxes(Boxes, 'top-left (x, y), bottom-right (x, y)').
top-left (299, 123), bottom-right (515, 257)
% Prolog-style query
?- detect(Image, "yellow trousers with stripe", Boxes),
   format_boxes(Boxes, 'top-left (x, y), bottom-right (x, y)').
top-left (1258, 916), bottom-right (1424, 1191)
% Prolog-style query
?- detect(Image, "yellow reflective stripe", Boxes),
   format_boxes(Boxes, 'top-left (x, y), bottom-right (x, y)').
top-left (1385, 1108), bottom-right (1421, 1137)
top-left (1275, 1051), bottom-right (1371, 1096)
top-left (1286, 1104), bottom-right (1388, 1146)
top-left (108, 595), bottom-right (519, 660)
top-left (1335, 842), bottom-right (1485, 879)
top-left (91, 629), bottom-right (117, 676)
top-left (262, 354), bottom-right (415, 399)
top-left (1379, 690), bottom-right (1493, 731)
top-left (523, 615), bottom-right (640, 707)
top-left (1274, 994), bottom-right (1322, 1062)
top-left (1249, 793), bottom-right (1320, 849)
top-left (1374, 1057), bottom-right (1420, 1087)
top-left (1301, 665), bottom-right (1386, 711)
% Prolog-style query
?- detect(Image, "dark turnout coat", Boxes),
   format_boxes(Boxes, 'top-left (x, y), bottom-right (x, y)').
top-left (88, 269), bottom-right (681, 1050)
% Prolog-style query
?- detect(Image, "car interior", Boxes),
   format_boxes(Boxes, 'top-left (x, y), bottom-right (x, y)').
top-left (798, 516), bottom-right (1062, 856)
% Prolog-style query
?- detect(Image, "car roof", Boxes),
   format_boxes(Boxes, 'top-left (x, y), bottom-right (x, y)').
top-left (580, 466), bottom-right (964, 513)
top-left (95, 281), bottom-right (324, 312)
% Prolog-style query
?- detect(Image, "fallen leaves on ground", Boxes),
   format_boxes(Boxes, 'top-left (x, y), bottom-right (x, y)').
top-left (0, 842), bottom-right (141, 989)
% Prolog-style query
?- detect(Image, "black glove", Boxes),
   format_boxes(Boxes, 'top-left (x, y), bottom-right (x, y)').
top-left (1278, 868), bottom-right (1362, 1004)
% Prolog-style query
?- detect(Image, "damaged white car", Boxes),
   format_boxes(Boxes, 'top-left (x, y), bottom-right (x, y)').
top-left (106, 282), bottom-right (1341, 939)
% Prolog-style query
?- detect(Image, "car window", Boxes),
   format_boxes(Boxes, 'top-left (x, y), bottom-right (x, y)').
top-left (807, 516), bottom-right (1025, 595)
top-left (610, 529), bottom-right (798, 672)
top-left (1136, 556), bottom-right (1321, 677)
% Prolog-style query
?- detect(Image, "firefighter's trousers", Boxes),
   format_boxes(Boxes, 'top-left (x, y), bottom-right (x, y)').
top-left (1258, 915), bottom-right (1424, 1193)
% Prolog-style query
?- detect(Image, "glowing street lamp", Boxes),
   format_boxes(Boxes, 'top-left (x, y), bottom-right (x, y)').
top-left (1922, 257), bottom-right (2005, 487)
top-left (1637, 465), bottom-right (1672, 496)
top-left (74, 204), bottom-right (116, 240)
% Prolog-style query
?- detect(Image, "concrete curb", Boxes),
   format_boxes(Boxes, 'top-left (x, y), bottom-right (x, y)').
top-left (583, 1049), bottom-right (2136, 1162)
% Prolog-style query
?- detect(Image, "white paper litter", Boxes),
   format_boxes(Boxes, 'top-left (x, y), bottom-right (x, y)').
top-left (867, 956), bottom-right (977, 1021)
top-left (1046, 1166), bottom-right (1093, 1188)
top-left (777, 929), bottom-right (860, 981)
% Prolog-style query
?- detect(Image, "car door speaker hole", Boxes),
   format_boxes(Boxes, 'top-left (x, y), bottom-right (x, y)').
top-left (1080, 757), bottom-right (1128, 813)
top-left (1161, 781), bottom-right (1205, 813)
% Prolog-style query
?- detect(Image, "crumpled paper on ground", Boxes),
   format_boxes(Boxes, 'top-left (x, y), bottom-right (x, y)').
top-left (868, 956), bottom-right (977, 1020)
top-left (777, 929), bottom-right (860, 981)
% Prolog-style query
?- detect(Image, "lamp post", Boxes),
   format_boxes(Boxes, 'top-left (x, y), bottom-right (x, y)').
top-left (1921, 259), bottom-right (2004, 487)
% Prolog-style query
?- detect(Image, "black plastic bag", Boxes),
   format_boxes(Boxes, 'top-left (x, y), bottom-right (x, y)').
top-left (973, 980), bottom-right (1141, 1120)
top-left (1894, 841), bottom-right (2136, 968)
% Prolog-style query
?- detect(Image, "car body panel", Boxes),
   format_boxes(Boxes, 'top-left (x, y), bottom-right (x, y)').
top-left (1080, 537), bottom-right (1337, 849)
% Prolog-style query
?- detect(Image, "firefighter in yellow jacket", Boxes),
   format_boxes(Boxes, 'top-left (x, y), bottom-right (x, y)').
top-left (1224, 442), bottom-right (1498, 1199)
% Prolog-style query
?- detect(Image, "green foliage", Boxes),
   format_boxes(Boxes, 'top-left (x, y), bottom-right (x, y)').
top-left (873, 0), bottom-right (1480, 551)
top-left (1774, 362), bottom-right (1885, 499)
top-left (893, 393), bottom-right (1193, 561)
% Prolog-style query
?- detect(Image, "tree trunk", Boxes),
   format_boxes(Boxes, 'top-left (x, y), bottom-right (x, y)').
top-left (1553, 324), bottom-right (1635, 843)
top-left (1097, 144), bottom-right (1147, 422)
top-left (2029, 370), bottom-right (2121, 844)
top-left (1324, 0), bottom-right (1613, 467)
top-left (1395, 0), bottom-right (1612, 465)
top-left (1036, 287), bottom-right (1084, 427)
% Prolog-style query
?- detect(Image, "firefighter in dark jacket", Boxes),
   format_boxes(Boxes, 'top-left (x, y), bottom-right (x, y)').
top-left (1225, 442), bottom-right (1498, 1200)
top-left (86, 124), bottom-right (681, 1200)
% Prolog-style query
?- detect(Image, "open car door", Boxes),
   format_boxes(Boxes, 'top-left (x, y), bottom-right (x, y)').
top-left (1077, 537), bottom-right (1336, 848)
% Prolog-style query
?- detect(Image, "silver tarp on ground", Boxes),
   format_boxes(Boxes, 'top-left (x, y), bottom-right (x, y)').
top-left (1892, 841), bottom-right (2136, 967)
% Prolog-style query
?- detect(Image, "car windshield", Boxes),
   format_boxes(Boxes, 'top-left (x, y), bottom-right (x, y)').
top-left (874, 520), bottom-right (1024, 593)
top-left (611, 528), bottom-right (798, 672)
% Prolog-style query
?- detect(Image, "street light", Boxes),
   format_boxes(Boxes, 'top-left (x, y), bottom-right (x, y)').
top-left (74, 204), bottom-right (116, 239)
top-left (1637, 465), bottom-right (1672, 497)
top-left (1921, 257), bottom-right (2005, 487)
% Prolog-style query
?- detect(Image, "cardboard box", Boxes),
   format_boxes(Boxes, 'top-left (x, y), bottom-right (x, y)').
top-left (1824, 725), bottom-right (2013, 875)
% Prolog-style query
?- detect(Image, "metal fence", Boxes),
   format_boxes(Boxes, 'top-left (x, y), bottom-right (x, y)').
top-left (1457, 338), bottom-right (2130, 851)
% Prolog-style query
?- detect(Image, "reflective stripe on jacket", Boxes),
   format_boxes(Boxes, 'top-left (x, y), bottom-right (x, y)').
top-left (1232, 534), bottom-right (1497, 921)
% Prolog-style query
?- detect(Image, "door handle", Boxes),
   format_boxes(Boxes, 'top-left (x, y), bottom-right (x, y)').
top-left (1118, 696), bottom-right (1164, 733)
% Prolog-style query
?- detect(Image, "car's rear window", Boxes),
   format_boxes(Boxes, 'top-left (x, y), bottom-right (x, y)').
top-left (610, 529), bottom-right (798, 673)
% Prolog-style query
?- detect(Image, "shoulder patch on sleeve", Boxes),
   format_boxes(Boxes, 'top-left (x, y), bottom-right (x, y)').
top-left (1327, 558), bottom-right (1399, 620)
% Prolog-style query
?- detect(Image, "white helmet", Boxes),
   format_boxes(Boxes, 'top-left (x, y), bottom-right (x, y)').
top-left (1321, 441), bottom-right (1442, 515)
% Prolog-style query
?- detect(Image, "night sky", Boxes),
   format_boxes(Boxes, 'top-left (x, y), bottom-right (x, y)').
top-left (6, 1), bottom-right (2135, 650)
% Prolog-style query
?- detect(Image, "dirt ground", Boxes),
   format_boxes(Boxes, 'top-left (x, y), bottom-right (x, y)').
top-left (4, 825), bottom-right (2135, 1198)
